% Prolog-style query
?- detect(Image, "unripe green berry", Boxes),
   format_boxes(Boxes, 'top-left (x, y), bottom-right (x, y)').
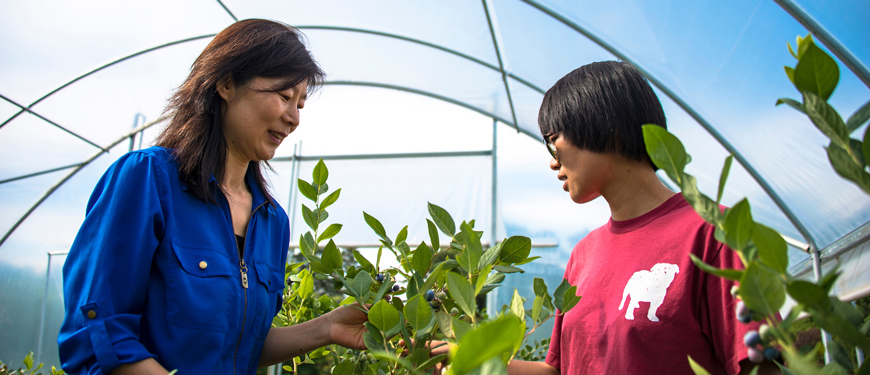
top-left (759, 324), bottom-right (773, 341)
top-left (730, 285), bottom-right (740, 299)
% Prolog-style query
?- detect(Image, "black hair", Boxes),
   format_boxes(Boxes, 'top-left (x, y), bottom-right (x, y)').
top-left (156, 19), bottom-right (324, 205)
top-left (538, 61), bottom-right (666, 170)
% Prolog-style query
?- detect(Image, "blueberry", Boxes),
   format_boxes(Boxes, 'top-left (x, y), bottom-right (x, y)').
top-left (763, 347), bottom-right (780, 361)
top-left (744, 331), bottom-right (762, 347)
top-left (747, 347), bottom-right (764, 364)
top-left (286, 276), bottom-right (294, 285)
top-left (436, 291), bottom-right (447, 300)
top-left (451, 307), bottom-right (460, 315)
top-left (392, 284), bottom-right (401, 292)
top-left (375, 273), bottom-right (385, 283)
top-left (738, 314), bottom-right (752, 324)
top-left (430, 300), bottom-right (441, 309)
top-left (425, 290), bottom-right (435, 301)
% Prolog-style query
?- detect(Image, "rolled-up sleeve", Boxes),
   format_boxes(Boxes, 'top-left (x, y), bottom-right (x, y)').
top-left (59, 152), bottom-right (166, 374)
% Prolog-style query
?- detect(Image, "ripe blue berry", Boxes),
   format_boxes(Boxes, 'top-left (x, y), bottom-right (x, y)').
top-left (286, 276), bottom-right (293, 285)
top-left (375, 273), bottom-right (385, 283)
top-left (392, 284), bottom-right (400, 292)
top-left (744, 331), bottom-right (762, 347)
top-left (747, 347), bottom-right (764, 364)
top-left (738, 314), bottom-right (752, 324)
top-left (425, 290), bottom-right (435, 301)
top-left (763, 347), bottom-right (780, 361)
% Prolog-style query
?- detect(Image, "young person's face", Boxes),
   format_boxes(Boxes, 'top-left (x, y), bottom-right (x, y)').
top-left (219, 76), bottom-right (307, 163)
top-left (547, 133), bottom-right (615, 204)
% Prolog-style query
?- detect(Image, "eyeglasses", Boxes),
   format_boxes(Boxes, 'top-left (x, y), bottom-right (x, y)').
top-left (543, 133), bottom-right (558, 161)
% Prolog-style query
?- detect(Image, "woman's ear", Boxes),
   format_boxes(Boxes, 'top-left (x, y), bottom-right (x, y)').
top-left (216, 76), bottom-right (235, 102)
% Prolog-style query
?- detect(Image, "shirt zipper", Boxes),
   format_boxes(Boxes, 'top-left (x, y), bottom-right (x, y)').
top-left (232, 200), bottom-right (268, 375)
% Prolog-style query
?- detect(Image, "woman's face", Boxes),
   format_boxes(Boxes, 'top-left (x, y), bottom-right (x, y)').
top-left (218, 76), bottom-right (308, 163)
top-left (547, 133), bottom-right (616, 204)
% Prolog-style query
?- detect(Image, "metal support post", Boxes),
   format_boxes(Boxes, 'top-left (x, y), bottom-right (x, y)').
top-left (811, 247), bottom-right (832, 364)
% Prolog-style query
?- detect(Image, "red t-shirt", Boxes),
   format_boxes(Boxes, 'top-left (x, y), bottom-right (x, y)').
top-left (545, 194), bottom-right (757, 375)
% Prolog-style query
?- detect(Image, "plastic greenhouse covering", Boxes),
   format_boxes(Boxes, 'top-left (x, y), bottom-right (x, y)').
top-left (1, 0), bottom-right (868, 369)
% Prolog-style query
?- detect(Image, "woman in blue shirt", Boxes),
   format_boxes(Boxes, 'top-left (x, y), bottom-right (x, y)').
top-left (58, 19), bottom-right (367, 375)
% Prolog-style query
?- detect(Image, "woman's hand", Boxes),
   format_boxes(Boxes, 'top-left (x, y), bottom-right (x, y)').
top-left (323, 305), bottom-right (368, 350)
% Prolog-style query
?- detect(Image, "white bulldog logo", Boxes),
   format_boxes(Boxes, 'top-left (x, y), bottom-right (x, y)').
top-left (618, 263), bottom-right (680, 322)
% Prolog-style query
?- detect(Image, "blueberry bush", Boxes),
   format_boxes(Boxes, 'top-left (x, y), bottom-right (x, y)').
top-left (642, 34), bottom-right (870, 375)
top-left (276, 160), bottom-right (581, 374)
top-left (0, 352), bottom-right (64, 375)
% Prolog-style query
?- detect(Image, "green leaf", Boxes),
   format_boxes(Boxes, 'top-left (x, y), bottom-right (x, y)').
top-left (297, 179), bottom-right (317, 202)
top-left (363, 329), bottom-right (385, 352)
top-left (320, 240), bottom-right (342, 272)
top-left (864, 126), bottom-right (870, 171)
top-left (396, 225), bottom-right (409, 246)
top-left (793, 40), bottom-right (839, 101)
top-left (739, 262), bottom-right (786, 315)
top-left (753, 222), bottom-right (788, 273)
top-left (298, 270), bottom-right (314, 300)
top-left (415, 354), bottom-right (450, 373)
top-left (784, 66), bottom-right (796, 84)
top-left (369, 299), bottom-right (400, 332)
top-left (475, 264), bottom-right (492, 296)
top-left (299, 232), bottom-right (316, 257)
top-left (689, 254), bottom-right (743, 281)
top-left (450, 316), bottom-right (524, 375)
top-left (426, 219), bottom-right (441, 252)
top-left (553, 279), bottom-right (570, 311)
top-left (452, 316), bottom-right (472, 341)
top-left (499, 236), bottom-right (532, 264)
top-left (447, 272), bottom-right (477, 318)
top-left (642, 124), bottom-right (688, 185)
top-left (717, 155), bottom-right (733, 204)
top-left (436, 311), bottom-right (454, 338)
top-left (403, 294), bottom-right (433, 333)
top-left (827, 143), bottom-right (870, 194)
top-left (480, 242), bottom-right (502, 268)
top-left (312, 159), bottom-right (328, 186)
top-left (319, 188), bottom-right (341, 210)
top-left (531, 295), bottom-right (544, 323)
top-left (484, 271), bottom-right (505, 285)
top-left (509, 288), bottom-right (525, 322)
top-left (349, 271), bottom-right (372, 299)
top-left (317, 223), bottom-right (342, 243)
top-left (458, 222), bottom-right (482, 273)
top-left (363, 211), bottom-right (392, 247)
top-left (561, 286), bottom-right (582, 314)
top-left (301, 204), bottom-right (317, 231)
top-left (812, 305), bottom-right (870, 352)
top-left (787, 280), bottom-right (831, 313)
top-left (514, 255), bottom-right (541, 266)
top-left (827, 340), bottom-right (855, 371)
top-left (493, 265), bottom-right (524, 274)
top-left (776, 97), bottom-right (806, 114)
top-left (24, 351), bottom-right (33, 370)
top-left (805, 91), bottom-right (849, 147)
top-left (411, 242), bottom-right (433, 276)
top-left (723, 199), bottom-right (754, 252)
top-left (352, 250), bottom-right (373, 272)
top-left (680, 173), bottom-right (722, 225)
top-left (687, 355), bottom-right (712, 375)
top-left (428, 202), bottom-right (456, 236)
top-left (313, 207), bottom-right (328, 224)
top-left (846, 99), bottom-right (870, 134)
top-left (331, 359), bottom-right (354, 375)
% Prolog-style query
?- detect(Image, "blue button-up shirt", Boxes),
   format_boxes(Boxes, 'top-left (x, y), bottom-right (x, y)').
top-left (59, 147), bottom-right (289, 374)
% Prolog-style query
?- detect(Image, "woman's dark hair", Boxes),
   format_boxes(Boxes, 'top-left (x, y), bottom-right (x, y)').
top-left (538, 61), bottom-right (666, 170)
top-left (155, 19), bottom-right (324, 204)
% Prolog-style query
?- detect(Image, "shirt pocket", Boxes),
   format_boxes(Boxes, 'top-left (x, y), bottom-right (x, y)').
top-left (166, 241), bottom-right (234, 332)
top-left (252, 261), bottom-right (284, 338)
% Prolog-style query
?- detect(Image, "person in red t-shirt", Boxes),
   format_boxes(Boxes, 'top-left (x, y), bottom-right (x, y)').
top-left (430, 61), bottom-right (779, 375)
